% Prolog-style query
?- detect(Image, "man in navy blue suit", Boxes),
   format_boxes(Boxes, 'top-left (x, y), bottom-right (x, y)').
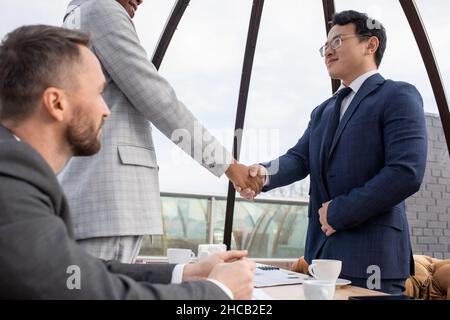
top-left (237, 10), bottom-right (427, 294)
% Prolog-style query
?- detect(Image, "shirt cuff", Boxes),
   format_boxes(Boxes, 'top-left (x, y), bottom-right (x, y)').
top-left (260, 165), bottom-right (269, 187)
top-left (206, 278), bottom-right (234, 300)
top-left (171, 264), bottom-right (185, 284)
top-left (171, 265), bottom-right (234, 299)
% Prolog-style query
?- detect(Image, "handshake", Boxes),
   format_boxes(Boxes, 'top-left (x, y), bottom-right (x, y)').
top-left (225, 159), bottom-right (267, 200)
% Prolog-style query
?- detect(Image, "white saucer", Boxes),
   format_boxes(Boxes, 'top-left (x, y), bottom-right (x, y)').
top-left (302, 277), bottom-right (352, 286)
top-left (335, 278), bottom-right (352, 286)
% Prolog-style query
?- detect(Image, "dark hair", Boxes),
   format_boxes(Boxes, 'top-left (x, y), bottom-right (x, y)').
top-left (0, 25), bottom-right (91, 122)
top-left (331, 10), bottom-right (387, 67)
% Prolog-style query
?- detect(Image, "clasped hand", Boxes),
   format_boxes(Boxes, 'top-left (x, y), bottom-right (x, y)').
top-left (225, 160), bottom-right (266, 200)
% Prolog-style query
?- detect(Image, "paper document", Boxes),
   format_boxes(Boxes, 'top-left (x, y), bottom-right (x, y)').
top-left (253, 263), bottom-right (309, 288)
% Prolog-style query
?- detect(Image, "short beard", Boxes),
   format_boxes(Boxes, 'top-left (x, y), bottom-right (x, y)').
top-left (66, 111), bottom-right (103, 157)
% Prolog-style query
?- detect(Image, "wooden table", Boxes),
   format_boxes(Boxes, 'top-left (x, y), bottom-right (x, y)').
top-left (137, 258), bottom-right (388, 300)
top-left (262, 283), bottom-right (386, 300)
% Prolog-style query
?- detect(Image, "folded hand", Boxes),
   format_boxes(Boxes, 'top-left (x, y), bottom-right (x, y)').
top-left (182, 250), bottom-right (249, 281)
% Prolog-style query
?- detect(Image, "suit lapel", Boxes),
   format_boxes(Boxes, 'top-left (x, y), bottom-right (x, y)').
top-left (318, 98), bottom-right (336, 189)
top-left (327, 74), bottom-right (385, 161)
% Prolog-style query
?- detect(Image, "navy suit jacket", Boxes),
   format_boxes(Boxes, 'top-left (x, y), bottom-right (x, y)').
top-left (263, 74), bottom-right (427, 279)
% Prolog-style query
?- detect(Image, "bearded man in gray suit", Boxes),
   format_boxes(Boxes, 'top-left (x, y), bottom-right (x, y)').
top-left (0, 25), bottom-right (255, 299)
top-left (60, 0), bottom-right (261, 263)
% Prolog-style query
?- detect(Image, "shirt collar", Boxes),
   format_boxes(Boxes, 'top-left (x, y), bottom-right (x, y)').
top-left (336, 69), bottom-right (379, 95)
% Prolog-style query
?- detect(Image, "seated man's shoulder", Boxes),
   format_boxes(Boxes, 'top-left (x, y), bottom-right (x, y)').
top-left (0, 139), bottom-right (46, 165)
top-left (0, 140), bottom-right (57, 186)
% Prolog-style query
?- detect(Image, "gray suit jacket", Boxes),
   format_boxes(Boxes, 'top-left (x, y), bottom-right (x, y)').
top-left (59, 0), bottom-right (232, 239)
top-left (0, 125), bottom-right (228, 299)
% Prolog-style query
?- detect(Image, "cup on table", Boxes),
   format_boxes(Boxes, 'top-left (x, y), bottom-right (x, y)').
top-left (167, 248), bottom-right (195, 264)
top-left (303, 280), bottom-right (336, 300)
top-left (197, 243), bottom-right (227, 261)
top-left (308, 259), bottom-right (342, 282)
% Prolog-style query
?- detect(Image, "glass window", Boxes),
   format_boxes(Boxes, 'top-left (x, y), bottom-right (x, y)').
top-left (409, 1), bottom-right (450, 256)
top-left (231, 0), bottom-right (331, 258)
top-left (415, 0), bottom-right (450, 109)
top-left (139, 194), bottom-right (309, 259)
top-left (150, 0), bottom-right (252, 195)
top-left (134, 0), bottom-right (178, 54)
top-left (227, 200), bottom-right (308, 259)
top-left (139, 0), bottom-right (253, 256)
top-left (139, 195), bottom-right (210, 255)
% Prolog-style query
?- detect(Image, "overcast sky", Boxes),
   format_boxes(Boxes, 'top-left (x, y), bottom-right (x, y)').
top-left (1, 0), bottom-right (449, 197)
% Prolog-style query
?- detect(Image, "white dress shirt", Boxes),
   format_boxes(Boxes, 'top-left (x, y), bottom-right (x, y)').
top-left (336, 69), bottom-right (379, 120)
top-left (171, 264), bottom-right (234, 299)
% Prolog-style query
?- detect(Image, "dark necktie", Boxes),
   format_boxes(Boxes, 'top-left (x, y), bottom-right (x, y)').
top-left (322, 86), bottom-right (353, 191)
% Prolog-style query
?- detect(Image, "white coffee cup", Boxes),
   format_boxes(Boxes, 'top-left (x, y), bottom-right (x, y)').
top-left (303, 280), bottom-right (336, 300)
top-left (197, 244), bottom-right (227, 261)
top-left (167, 248), bottom-right (195, 264)
top-left (308, 259), bottom-right (342, 282)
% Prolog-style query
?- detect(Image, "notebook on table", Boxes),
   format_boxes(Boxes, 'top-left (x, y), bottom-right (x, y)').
top-left (253, 263), bottom-right (309, 288)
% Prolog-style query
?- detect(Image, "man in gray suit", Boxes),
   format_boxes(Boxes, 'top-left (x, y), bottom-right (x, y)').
top-left (0, 25), bottom-right (255, 299)
top-left (60, 0), bottom-right (261, 263)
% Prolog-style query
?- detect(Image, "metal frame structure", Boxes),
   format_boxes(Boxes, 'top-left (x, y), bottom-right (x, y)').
top-left (223, 0), bottom-right (265, 248)
top-left (322, 0), bottom-right (341, 93)
top-left (151, 0), bottom-right (450, 249)
top-left (152, 0), bottom-right (190, 70)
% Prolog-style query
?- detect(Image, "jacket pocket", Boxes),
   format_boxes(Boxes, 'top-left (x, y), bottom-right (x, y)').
top-left (117, 145), bottom-right (158, 169)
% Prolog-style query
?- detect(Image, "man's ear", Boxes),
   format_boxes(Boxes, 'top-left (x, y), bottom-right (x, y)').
top-left (366, 36), bottom-right (380, 55)
top-left (41, 87), bottom-right (67, 122)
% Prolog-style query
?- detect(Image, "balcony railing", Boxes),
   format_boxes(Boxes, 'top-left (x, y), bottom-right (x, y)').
top-left (138, 192), bottom-right (309, 259)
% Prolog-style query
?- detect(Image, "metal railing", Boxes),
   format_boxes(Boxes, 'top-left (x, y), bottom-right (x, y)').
top-left (138, 192), bottom-right (309, 259)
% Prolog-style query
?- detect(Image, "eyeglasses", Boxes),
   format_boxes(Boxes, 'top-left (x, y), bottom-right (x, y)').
top-left (319, 35), bottom-right (370, 57)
